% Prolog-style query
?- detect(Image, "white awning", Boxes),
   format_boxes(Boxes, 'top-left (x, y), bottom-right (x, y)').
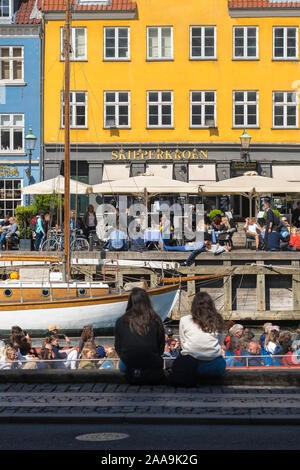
top-left (189, 163), bottom-right (216, 184)
top-left (102, 164), bottom-right (130, 182)
top-left (272, 165), bottom-right (300, 182)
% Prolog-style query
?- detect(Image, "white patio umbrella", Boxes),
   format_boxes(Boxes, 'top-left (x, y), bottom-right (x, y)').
top-left (199, 172), bottom-right (300, 216)
top-left (92, 174), bottom-right (199, 197)
top-left (22, 175), bottom-right (92, 195)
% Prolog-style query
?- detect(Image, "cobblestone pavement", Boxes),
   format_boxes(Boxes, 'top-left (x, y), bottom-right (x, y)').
top-left (0, 382), bottom-right (300, 423)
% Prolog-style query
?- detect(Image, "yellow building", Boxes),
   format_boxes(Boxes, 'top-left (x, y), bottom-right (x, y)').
top-left (41, 0), bottom-right (300, 216)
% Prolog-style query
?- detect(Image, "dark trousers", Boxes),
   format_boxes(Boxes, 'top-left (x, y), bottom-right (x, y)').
top-left (185, 247), bottom-right (206, 265)
top-left (35, 232), bottom-right (44, 251)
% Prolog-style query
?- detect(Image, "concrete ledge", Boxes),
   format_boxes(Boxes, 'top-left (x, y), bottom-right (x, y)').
top-left (1, 368), bottom-right (300, 386)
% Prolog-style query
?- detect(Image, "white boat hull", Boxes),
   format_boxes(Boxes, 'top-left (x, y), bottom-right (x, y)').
top-left (0, 287), bottom-right (179, 332)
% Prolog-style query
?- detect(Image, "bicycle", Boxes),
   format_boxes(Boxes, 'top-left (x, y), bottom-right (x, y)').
top-left (40, 228), bottom-right (89, 252)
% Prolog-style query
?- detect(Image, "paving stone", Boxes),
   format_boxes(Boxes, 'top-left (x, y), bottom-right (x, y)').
top-left (92, 383), bottom-right (109, 392)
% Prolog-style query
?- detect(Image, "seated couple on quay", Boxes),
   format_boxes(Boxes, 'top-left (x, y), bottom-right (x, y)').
top-left (115, 289), bottom-right (226, 386)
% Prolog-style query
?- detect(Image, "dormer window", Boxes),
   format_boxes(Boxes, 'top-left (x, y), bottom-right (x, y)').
top-left (0, 0), bottom-right (11, 20)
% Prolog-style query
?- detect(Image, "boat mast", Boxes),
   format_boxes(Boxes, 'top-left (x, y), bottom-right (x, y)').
top-left (64, 0), bottom-right (71, 280)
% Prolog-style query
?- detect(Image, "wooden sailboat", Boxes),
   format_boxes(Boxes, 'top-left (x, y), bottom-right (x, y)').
top-left (0, 0), bottom-right (180, 333)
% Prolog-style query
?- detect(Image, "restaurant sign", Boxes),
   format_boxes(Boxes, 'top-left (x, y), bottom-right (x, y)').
top-left (0, 166), bottom-right (19, 177)
top-left (112, 149), bottom-right (208, 161)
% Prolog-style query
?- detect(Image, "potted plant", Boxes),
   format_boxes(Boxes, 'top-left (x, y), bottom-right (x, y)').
top-left (15, 206), bottom-right (35, 251)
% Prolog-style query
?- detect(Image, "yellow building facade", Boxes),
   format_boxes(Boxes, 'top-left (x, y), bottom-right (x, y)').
top-left (42, 0), bottom-right (300, 215)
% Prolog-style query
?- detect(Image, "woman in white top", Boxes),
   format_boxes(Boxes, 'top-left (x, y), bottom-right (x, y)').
top-left (178, 292), bottom-right (226, 377)
top-left (244, 217), bottom-right (263, 251)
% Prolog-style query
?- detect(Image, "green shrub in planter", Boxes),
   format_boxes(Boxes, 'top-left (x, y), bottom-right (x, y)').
top-left (15, 206), bottom-right (36, 239)
top-left (209, 209), bottom-right (222, 221)
top-left (263, 209), bottom-right (281, 220)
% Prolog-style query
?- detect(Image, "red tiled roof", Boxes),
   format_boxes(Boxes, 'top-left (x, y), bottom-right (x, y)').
top-left (14, 0), bottom-right (136, 24)
top-left (41, 0), bottom-right (137, 12)
top-left (229, 1), bottom-right (300, 7)
top-left (15, 0), bottom-right (42, 24)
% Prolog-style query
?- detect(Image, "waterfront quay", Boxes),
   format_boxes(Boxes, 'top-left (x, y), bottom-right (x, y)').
top-left (2, 248), bottom-right (300, 323)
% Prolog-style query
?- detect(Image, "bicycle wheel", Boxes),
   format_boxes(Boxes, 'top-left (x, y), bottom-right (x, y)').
top-left (71, 237), bottom-right (89, 251)
top-left (40, 238), bottom-right (60, 252)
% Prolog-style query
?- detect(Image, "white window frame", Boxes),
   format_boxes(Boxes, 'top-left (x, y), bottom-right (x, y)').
top-left (0, 46), bottom-right (24, 83)
top-left (272, 91), bottom-right (298, 129)
top-left (61, 91), bottom-right (88, 129)
top-left (190, 91), bottom-right (216, 128)
top-left (190, 26), bottom-right (217, 60)
top-left (0, 178), bottom-right (23, 218)
top-left (147, 26), bottom-right (173, 61)
top-left (147, 91), bottom-right (174, 128)
top-left (233, 91), bottom-right (259, 128)
top-left (0, 0), bottom-right (12, 21)
top-left (233, 26), bottom-right (258, 60)
top-left (103, 27), bottom-right (130, 61)
top-left (60, 27), bottom-right (87, 61)
top-left (104, 91), bottom-right (131, 128)
top-left (0, 114), bottom-right (24, 153)
top-left (273, 26), bottom-right (298, 60)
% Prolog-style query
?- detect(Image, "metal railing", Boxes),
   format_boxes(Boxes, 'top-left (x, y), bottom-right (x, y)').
top-left (1, 354), bottom-right (300, 370)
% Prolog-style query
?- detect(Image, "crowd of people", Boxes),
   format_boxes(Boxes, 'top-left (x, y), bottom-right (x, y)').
top-left (2, 200), bottom-right (300, 256)
top-left (224, 321), bottom-right (300, 367)
top-left (1, 289), bottom-right (300, 386)
top-left (0, 324), bottom-right (118, 371)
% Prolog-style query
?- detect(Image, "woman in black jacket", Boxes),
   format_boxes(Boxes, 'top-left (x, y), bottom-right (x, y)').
top-left (114, 287), bottom-right (165, 383)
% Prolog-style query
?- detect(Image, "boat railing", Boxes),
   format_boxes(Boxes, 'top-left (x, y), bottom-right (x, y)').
top-left (2, 354), bottom-right (300, 371)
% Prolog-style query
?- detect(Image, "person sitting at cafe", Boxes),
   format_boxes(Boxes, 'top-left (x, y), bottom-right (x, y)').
top-left (265, 228), bottom-right (285, 251)
top-left (130, 225), bottom-right (146, 252)
top-left (287, 227), bottom-right (300, 251)
top-left (107, 223), bottom-right (128, 251)
top-left (244, 217), bottom-right (263, 251)
top-left (217, 216), bottom-right (235, 249)
top-left (0, 217), bottom-right (10, 228)
top-left (211, 214), bottom-right (222, 232)
top-left (0, 217), bottom-right (18, 250)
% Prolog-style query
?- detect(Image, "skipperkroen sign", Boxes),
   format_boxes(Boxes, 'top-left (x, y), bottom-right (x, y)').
top-left (112, 149), bottom-right (208, 160)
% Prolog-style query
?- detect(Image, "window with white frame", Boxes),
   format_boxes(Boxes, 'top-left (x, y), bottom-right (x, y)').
top-left (233, 91), bottom-right (258, 127)
top-left (61, 91), bottom-right (87, 128)
top-left (104, 27), bottom-right (130, 60)
top-left (0, 47), bottom-right (23, 82)
top-left (273, 27), bottom-right (298, 59)
top-left (190, 26), bottom-right (216, 59)
top-left (273, 91), bottom-right (298, 128)
top-left (147, 91), bottom-right (173, 128)
top-left (0, 114), bottom-right (24, 152)
top-left (147, 27), bottom-right (173, 60)
top-left (61, 27), bottom-right (87, 61)
top-left (0, 179), bottom-right (22, 218)
top-left (0, 0), bottom-right (11, 19)
top-left (104, 91), bottom-right (130, 128)
top-left (233, 26), bottom-right (258, 59)
top-left (190, 91), bottom-right (216, 128)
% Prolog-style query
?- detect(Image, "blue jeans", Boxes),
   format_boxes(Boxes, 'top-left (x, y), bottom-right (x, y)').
top-left (0, 232), bottom-right (7, 249)
top-left (35, 232), bottom-right (44, 251)
top-left (118, 359), bottom-right (126, 372)
top-left (196, 356), bottom-right (226, 376)
top-left (185, 246), bottom-right (206, 265)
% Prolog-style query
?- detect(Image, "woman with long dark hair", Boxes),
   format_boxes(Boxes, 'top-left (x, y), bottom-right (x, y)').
top-left (176, 292), bottom-right (226, 379)
top-left (114, 287), bottom-right (165, 383)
